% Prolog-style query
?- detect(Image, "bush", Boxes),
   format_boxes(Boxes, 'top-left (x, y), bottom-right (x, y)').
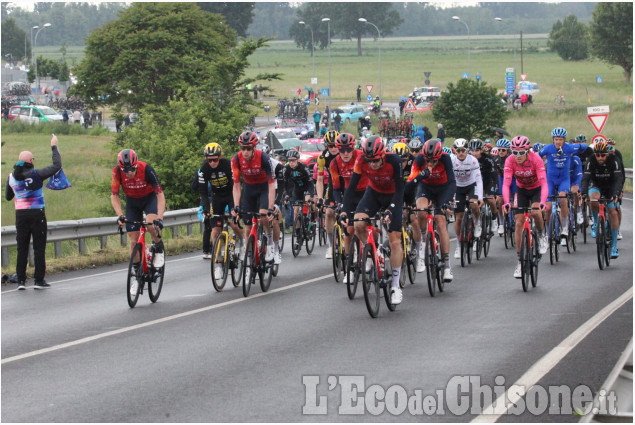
top-left (1, 119), bottom-right (111, 136)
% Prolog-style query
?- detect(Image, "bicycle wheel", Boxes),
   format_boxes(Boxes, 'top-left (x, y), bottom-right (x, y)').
top-left (581, 207), bottom-right (588, 244)
top-left (530, 230), bottom-right (539, 288)
top-left (569, 221), bottom-right (577, 253)
top-left (554, 216), bottom-right (560, 263)
top-left (259, 234), bottom-right (272, 292)
top-left (148, 246), bottom-right (164, 303)
top-left (382, 247), bottom-right (397, 312)
top-left (231, 241), bottom-right (243, 288)
top-left (362, 244), bottom-right (380, 318)
top-left (242, 235), bottom-right (256, 297)
top-left (520, 229), bottom-right (530, 292)
top-left (603, 218), bottom-right (611, 268)
top-left (332, 226), bottom-right (343, 282)
top-left (435, 231), bottom-right (444, 293)
top-left (278, 222), bottom-right (285, 253)
top-left (466, 221), bottom-right (473, 265)
top-left (211, 233), bottom-right (229, 292)
top-left (305, 217), bottom-right (316, 255)
top-left (549, 215), bottom-right (557, 265)
top-left (405, 228), bottom-right (416, 285)
top-left (318, 214), bottom-right (326, 246)
top-left (503, 214), bottom-right (512, 249)
top-left (346, 236), bottom-right (361, 300)
top-left (425, 232), bottom-right (437, 297)
top-left (291, 214), bottom-right (303, 257)
top-left (127, 243), bottom-right (143, 308)
top-left (596, 216), bottom-right (606, 270)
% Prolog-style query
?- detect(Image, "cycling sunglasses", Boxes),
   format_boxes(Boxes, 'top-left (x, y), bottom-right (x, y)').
top-left (327, 144), bottom-right (338, 149)
top-left (288, 158), bottom-right (298, 162)
top-left (339, 147), bottom-right (353, 154)
top-left (455, 148), bottom-right (467, 153)
top-left (206, 157), bottom-right (220, 163)
top-left (367, 158), bottom-right (382, 164)
top-left (120, 165), bottom-right (137, 173)
top-left (594, 153), bottom-right (607, 158)
top-left (511, 150), bottom-right (527, 156)
top-left (241, 146), bottom-right (254, 151)
top-left (497, 148), bottom-right (508, 153)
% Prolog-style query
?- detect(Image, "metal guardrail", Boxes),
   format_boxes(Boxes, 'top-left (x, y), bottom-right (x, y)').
top-left (625, 168), bottom-right (632, 185)
top-left (1, 208), bottom-right (201, 269)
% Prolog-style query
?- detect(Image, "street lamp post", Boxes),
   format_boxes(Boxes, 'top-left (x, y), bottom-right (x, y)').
top-left (298, 21), bottom-right (315, 89)
top-left (452, 16), bottom-right (470, 78)
top-left (34, 23), bottom-right (51, 90)
top-left (321, 18), bottom-right (331, 110)
top-left (29, 25), bottom-right (39, 66)
top-left (359, 18), bottom-right (381, 103)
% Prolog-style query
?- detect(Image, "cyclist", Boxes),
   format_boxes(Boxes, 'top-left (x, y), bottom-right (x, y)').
top-left (469, 138), bottom-right (498, 233)
top-left (606, 138), bottom-right (625, 242)
top-left (316, 130), bottom-right (339, 259)
top-left (581, 141), bottom-right (622, 258)
top-left (283, 149), bottom-right (316, 247)
top-left (343, 136), bottom-right (405, 304)
top-left (494, 138), bottom-right (514, 235)
top-left (409, 139), bottom-right (456, 282)
top-left (408, 137), bottom-right (423, 157)
top-left (394, 142), bottom-right (426, 273)
top-left (574, 134), bottom-right (594, 167)
top-left (111, 149), bottom-right (165, 295)
top-left (569, 150), bottom-right (584, 229)
top-left (198, 143), bottom-right (245, 271)
top-left (451, 138), bottom-right (483, 259)
top-left (538, 127), bottom-right (587, 241)
top-left (502, 136), bottom-right (548, 278)
top-left (330, 133), bottom-right (369, 281)
top-left (260, 144), bottom-right (285, 263)
top-left (231, 131), bottom-right (278, 264)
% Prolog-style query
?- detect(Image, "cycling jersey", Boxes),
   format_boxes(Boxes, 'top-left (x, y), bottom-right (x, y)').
top-left (316, 149), bottom-right (337, 176)
top-left (569, 155), bottom-right (583, 188)
top-left (539, 142), bottom-right (587, 195)
top-left (330, 149), bottom-right (368, 200)
top-left (401, 154), bottom-right (415, 181)
top-left (476, 153), bottom-right (496, 194)
top-left (502, 152), bottom-right (547, 205)
top-left (451, 153), bottom-right (483, 199)
top-left (269, 157), bottom-right (285, 206)
top-left (580, 156), bottom-right (622, 198)
top-left (111, 161), bottom-right (162, 199)
top-left (198, 158), bottom-right (233, 214)
top-left (283, 162), bottom-right (314, 196)
top-left (6, 146), bottom-right (61, 210)
top-left (409, 152), bottom-right (454, 186)
top-left (231, 150), bottom-right (274, 185)
top-left (611, 149), bottom-right (626, 192)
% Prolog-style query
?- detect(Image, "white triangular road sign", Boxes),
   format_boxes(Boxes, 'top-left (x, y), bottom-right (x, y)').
top-left (520, 74), bottom-right (527, 81)
top-left (366, 85), bottom-right (374, 94)
top-left (587, 114), bottom-right (608, 133)
top-left (404, 99), bottom-right (417, 112)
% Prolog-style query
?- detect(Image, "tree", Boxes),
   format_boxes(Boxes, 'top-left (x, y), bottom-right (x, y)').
top-left (432, 79), bottom-right (508, 141)
top-left (548, 15), bottom-right (589, 61)
top-left (71, 3), bottom-right (240, 110)
top-left (289, 3), bottom-right (338, 51)
top-left (336, 3), bottom-right (403, 56)
top-left (1, 18), bottom-right (28, 62)
top-left (590, 2), bottom-right (633, 83)
top-left (198, 3), bottom-right (255, 38)
top-left (58, 61), bottom-right (70, 83)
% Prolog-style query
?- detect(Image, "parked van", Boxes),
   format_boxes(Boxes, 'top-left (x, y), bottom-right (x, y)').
top-left (515, 81), bottom-right (540, 95)
top-left (408, 86), bottom-right (441, 103)
top-left (18, 105), bottom-right (64, 124)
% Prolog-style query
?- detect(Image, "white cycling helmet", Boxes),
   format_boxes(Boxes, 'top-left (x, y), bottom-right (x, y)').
top-left (453, 138), bottom-right (468, 149)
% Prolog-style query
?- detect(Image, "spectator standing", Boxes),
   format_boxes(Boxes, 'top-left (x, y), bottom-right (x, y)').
top-left (437, 123), bottom-right (445, 143)
top-left (62, 109), bottom-right (69, 124)
top-left (324, 105), bottom-right (330, 126)
top-left (399, 98), bottom-right (406, 116)
top-left (72, 109), bottom-right (81, 124)
top-left (356, 85), bottom-right (362, 102)
top-left (334, 111), bottom-right (342, 132)
top-left (124, 113), bottom-right (131, 127)
top-left (115, 116), bottom-right (123, 133)
top-left (5, 134), bottom-right (62, 289)
top-left (422, 126), bottom-right (433, 141)
top-left (313, 109), bottom-right (321, 130)
top-left (82, 110), bottom-right (91, 129)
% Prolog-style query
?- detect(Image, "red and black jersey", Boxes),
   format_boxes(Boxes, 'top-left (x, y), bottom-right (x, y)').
top-left (330, 149), bottom-right (368, 192)
top-left (343, 154), bottom-right (404, 214)
top-left (409, 152), bottom-right (455, 186)
top-left (231, 150), bottom-right (274, 185)
top-left (111, 161), bottom-right (162, 199)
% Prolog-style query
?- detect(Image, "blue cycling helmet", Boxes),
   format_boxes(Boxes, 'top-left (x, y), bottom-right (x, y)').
top-left (442, 147), bottom-right (452, 155)
top-left (532, 142), bottom-right (544, 153)
top-left (496, 138), bottom-right (511, 148)
top-left (551, 127), bottom-right (567, 139)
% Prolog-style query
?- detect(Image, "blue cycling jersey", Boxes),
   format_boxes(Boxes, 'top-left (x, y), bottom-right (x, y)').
top-left (539, 142), bottom-right (587, 177)
top-left (569, 155), bottom-right (583, 187)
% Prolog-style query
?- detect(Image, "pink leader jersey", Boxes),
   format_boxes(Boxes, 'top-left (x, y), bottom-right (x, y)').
top-left (502, 151), bottom-right (548, 205)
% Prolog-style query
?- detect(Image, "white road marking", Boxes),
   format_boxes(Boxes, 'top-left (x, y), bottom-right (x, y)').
top-left (1, 274), bottom-right (332, 365)
top-left (471, 286), bottom-right (633, 422)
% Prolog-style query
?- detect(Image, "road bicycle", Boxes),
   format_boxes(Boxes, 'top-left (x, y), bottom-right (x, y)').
top-left (579, 200), bottom-right (590, 244)
top-left (210, 214), bottom-right (243, 292)
top-left (548, 194), bottom-right (568, 265)
top-left (317, 204), bottom-right (328, 247)
top-left (417, 206), bottom-right (445, 297)
top-left (516, 206), bottom-right (543, 292)
top-left (121, 220), bottom-right (164, 308)
top-left (502, 207), bottom-right (515, 249)
top-left (563, 193), bottom-right (578, 254)
top-left (354, 212), bottom-right (396, 318)
top-left (291, 200), bottom-right (316, 257)
top-left (241, 212), bottom-right (275, 297)
top-left (458, 198), bottom-right (480, 267)
top-left (402, 206), bottom-right (418, 286)
top-left (331, 208), bottom-right (346, 283)
top-left (476, 196), bottom-right (495, 259)
top-left (588, 198), bottom-right (612, 270)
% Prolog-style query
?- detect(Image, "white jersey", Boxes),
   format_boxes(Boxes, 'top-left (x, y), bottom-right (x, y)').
top-left (269, 156), bottom-right (282, 189)
top-left (451, 153), bottom-right (483, 199)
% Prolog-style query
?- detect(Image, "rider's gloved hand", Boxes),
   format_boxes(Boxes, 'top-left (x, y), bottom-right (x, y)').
top-left (117, 215), bottom-right (126, 226)
top-left (503, 203), bottom-right (511, 213)
top-left (418, 168), bottom-right (431, 180)
top-left (153, 218), bottom-right (163, 230)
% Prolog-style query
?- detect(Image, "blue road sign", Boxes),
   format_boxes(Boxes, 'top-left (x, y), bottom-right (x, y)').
top-left (321, 88), bottom-right (329, 97)
top-left (462, 73), bottom-right (469, 79)
top-left (304, 98), bottom-right (311, 105)
top-left (367, 94), bottom-right (373, 101)
top-left (596, 76), bottom-right (603, 84)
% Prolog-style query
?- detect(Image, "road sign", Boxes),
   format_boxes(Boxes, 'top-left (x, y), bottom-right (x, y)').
top-left (304, 98), bottom-right (311, 105)
top-left (366, 94), bottom-right (373, 101)
top-left (587, 105), bottom-right (610, 114)
top-left (475, 72), bottom-right (482, 82)
top-left (596, 75), bottom-right (602, 84)
top-left (587, 114), bottom-right (608, 133)
top-left (520, 74), bottom-right (527, 81)
top-left (366, 85), bottom-right (373, 94)
top-left (462, 73), bottom-right (469, 79)
top-left (425, 79), bottom-right (430, 86)
top-left (404, 99), bottom-right (417, 112)
top-left (592, 134), bottom-right (606, 145)
top-left (311, 77), bottom-right (317, 85)
top-left (321, 88), bottom-right (329, 97)
top-left (424, 71), bottom-right (431, 78)
top-left (505, 68), bottom-right (515, 95)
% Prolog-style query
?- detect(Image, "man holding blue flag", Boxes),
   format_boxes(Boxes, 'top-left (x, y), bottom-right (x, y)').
top-left (5, 134), bottom-right (62, 290)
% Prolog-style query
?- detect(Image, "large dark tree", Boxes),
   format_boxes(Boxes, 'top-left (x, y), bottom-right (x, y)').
top-left (548, 15), bottom-right (589, 61)
top-left (590, 2), bottom-right (633, 83)
top-left (1, 18), bottom-right (28, 62)
top-left (336, 3), bottom-right (403, 56)
top-left (198, 2), bottom-right (255, 38)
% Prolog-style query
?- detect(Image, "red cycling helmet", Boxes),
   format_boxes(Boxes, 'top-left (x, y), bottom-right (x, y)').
top-left (510, 136), bottom-right (531, 151)
top-left (117, 149), bottom-right (138, 171)
top-left (422, 139), bottom-right (443, 161)
top-left (362, 135), bottom-right (385, 159)
top-left (238, 131), bottom-right (259, 147)
top-left (335, 133), bottom-right (355, 149)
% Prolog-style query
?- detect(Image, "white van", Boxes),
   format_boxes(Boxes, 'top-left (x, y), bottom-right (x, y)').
top-left (408, 86), bottom-right (441, 102)
top-left (515, 81), bottom-right (540, 95)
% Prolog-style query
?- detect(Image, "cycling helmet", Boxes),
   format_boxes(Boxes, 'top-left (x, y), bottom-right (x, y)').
top-left (469, 138), bottom-right (484, 151)
top-left (287, 149), bottom-right (301, 160)
top-left (442, 147), bottom-right (453, 155)
top-left (117, 149), bottom-right (138, 170)
top-left (408, 137), bottom-right (423, 151)
top-left (260, 144), bottom-right (271, 154)
top-left (605, 138), bottom-right (615, 146)
top-left (204, 142), bottom-right (222, 156)
top-left (576, 134), bottom-right (587, 143)
top-left (453, 138), bottom-right (468, 149)
top-left (422, 139), bottom-right (443, 161)
top-left (393, 142), bottom-right (409, 158)
top-left (510, 136), bottom-right (531, 150)
top-left (324, 130), bottom-right (339, 146)
top-left (606, 144), bottom-right (615, 153)
top-left (484, 139), bottom-right (491, 144)
top-left (490, 147), bottom-right (499, 155)
top-left (593, 141), bottom-right (609, 154)
top-left (238, 131), bottom-right (259, 147)
top-left (532, 142), bottom-right (544, 153)
top-left (485, 142), bottom-right (491, 150)
top-left (362, 135), bottom-right (386, 159)
top-left (335, 133), bottom-right (355, 149)
top-left (496, 138), bottom-right (511, 149)
top-left (365, 115), bottom-right (370, 120)
top-left (551, 127), bottom-right (567, 139)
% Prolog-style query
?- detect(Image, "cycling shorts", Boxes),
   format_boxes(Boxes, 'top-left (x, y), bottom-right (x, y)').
top-left (547, 174), bottom-right (570, 197)
top-left (570, 173), bottom-right (582, 189)
top-left (344, 190), bottom-right (365, 219)
top-left (417, 183), bottom-right (455, 216)
top-left (241, 182), bottom-right (269, 221)
top-left (454, 183), bottom-right (477, 214)
top-left (210, 195), bottom-right (234, 228)
top-left (356, 188), bottom-right (403, 233)
top-left (290, 186), bottom-right (311, 203)
top-left (125, 193), bottom-right (158, 232)
top-left (588, 186), bottom-right (617, 209)
top-left (498, 175), bottom-right (517, 197)
top-left (515, 186), bottom-right (542, 210)
top-left (403, 182), bottom-right (416, 207)
top-left (324, 184), bottom-right (336, 206)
